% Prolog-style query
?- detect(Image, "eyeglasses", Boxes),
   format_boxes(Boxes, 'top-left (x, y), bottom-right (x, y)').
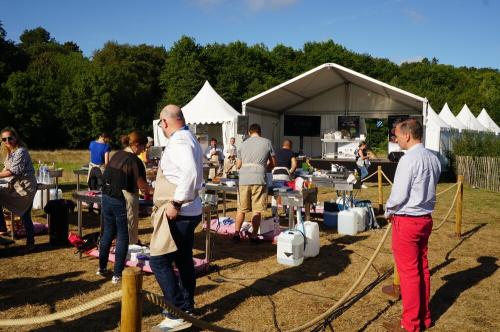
top-left (157, 119), bottom-right (163, 127)
top-left (1, 137), bottom-right (13, 142)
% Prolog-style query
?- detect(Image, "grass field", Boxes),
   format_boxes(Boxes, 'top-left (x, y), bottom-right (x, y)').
top-left (0, 150), bottom-right (499, 331)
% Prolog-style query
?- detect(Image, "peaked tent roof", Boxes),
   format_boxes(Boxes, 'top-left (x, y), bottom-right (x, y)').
top-left (427, 104), bottom-right (450, 129)
top-left (182, 81), bottom-right (240, 124)
top-left (456, 104), bottom-right (489, 132)
top-left (439, 103), bottom-right (466, 130)
top-left (242, 63), bottom-right (426, 113)
top-left (477, 108), bottom-right (500, 134)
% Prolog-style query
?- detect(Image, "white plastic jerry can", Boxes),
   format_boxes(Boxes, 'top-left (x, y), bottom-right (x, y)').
top-left (277, 230), bottom-right (304, 266)
top-left (338, 209), bottom-right (359, 236)
top-left (303, 221), bottom-right (320, 258)
top-left (351, 207), bottom-right (367, 232)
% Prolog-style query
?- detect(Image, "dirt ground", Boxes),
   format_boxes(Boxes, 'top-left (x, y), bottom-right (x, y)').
top-left (0, 181), bottom-right (499, 332)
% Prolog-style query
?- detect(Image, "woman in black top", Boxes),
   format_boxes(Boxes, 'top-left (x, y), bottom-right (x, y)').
top-left (272, 139), bottom-right (297, 182)
top-left (97, 131), bottom-right (151, 284)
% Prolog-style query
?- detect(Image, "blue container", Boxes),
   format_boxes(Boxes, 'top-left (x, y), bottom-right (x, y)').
top-left (323, 211), bottom-right (338, 228)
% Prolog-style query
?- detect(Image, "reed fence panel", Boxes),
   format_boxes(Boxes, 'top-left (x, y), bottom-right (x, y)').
top-left (455, 156), bottom-right (500, 192)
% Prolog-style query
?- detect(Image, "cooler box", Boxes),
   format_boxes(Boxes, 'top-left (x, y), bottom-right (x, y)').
top-left (323, 201), bottom-right (340, 228)
top-left (323, 211), bottom-right (338, 228)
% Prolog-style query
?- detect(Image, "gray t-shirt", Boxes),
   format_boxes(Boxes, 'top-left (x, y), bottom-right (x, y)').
top-left (238, 136), bottom-right (275, 185)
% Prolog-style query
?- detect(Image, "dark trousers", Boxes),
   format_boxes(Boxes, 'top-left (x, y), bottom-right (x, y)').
top-left (150, 214), bottom-right (201, 312)
top-left (99, 195), bottom-right (129, 277)
top-left (0, 204), bottom-right (34, 245)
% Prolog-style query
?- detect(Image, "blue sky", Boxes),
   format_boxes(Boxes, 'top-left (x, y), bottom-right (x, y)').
top-left (2, 0), bottom-right (499, 69)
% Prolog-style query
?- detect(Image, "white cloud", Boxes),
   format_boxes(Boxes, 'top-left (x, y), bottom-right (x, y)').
top-left (190, 0), bottom-right (225, 10)
top-left (400, 56), bottom-right (425, 65)
top-left (402, 9), bottom-right (424, 23)
top-left (245, 0), bottom-right (298, 11)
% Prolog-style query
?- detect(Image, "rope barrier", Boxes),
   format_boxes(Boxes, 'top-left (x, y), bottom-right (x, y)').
top-left (143, 291), bottom-right (238, 332)
top-left (433, 186), bottom-right (460, 231)
top-left (360, 170), bottom-right (378, 183)
top-left (0, 290), bottom-right (122, 326)
top-left (436, 183), bottom-right (458, 197)
top-left (284, 224), bottom-right (392, 332)
top-left (142, 225), bottom-right (392, 332)
top-left (380, 170), bottom-right (393, 186)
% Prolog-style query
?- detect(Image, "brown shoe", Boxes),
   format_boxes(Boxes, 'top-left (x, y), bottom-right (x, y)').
top-left (382, 319), bottom-right (406, 331)
top-left (382, 284), bottom-right (401, 299)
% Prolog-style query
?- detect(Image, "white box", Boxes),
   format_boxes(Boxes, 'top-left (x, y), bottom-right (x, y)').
top-left (338, 210), bottom-right (359, 236)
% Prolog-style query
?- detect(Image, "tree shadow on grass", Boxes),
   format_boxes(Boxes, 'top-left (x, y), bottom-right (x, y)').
top-left (198, 235), bottom-right (368, 325)
top-left (430, 256), bottom-right (498, 324)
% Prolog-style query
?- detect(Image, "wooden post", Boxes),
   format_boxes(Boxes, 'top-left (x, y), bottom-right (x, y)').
top-left (393, 264), bottom-right (400, 286)
top-left (121, 267), bottom-right (143, 332)
top-left (455, 175), bottom-right (464, 238)
top-left (377, 166), bottom-right (383, 212)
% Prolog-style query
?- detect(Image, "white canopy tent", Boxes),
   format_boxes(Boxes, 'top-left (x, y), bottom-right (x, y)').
top-left (153, 81), bottom-right (240, 147)
top-left (242, 63), bottom-right (428, 157)
top-left (477, 108), bottom-right (500, 135)
top-left (456, 104), bottom-right (489, 132)
top-left (439, 103), bottom-right (466, 131)
top-left (425, 104), bottom-right (454, 166)
top-left (425, 104), bottom-right (450, 151)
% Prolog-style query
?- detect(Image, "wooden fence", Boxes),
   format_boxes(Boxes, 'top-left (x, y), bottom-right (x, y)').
top-left (455, 156), bottom-right (500, 192)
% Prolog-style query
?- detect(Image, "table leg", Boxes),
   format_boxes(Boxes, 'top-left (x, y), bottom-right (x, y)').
top-left (55, 177), bottom-right (59, 199)
top-left (288, 206), bottom-right (295, 229)
top-left (77, 199), bottom-right (82, 259)
top-left (305, 202), bottom-right (311, 221)
top-left (76, 173), bottom-right (80, 191)
top-left (205, 207), bottom-right (211, 265)
top-left (222, 190), bottom-right (226, 216)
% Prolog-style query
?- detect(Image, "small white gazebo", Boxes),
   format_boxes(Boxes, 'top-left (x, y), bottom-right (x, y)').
top-left (153, 81), bottom-right (240, 147)
top-left (477, 108), bottom-right (500, 135)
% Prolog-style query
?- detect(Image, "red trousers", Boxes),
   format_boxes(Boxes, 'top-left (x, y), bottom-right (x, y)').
top-left (392, 215), bottom-right (433, 332)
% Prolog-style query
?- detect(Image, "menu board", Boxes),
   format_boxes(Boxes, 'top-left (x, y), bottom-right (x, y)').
top-left (338, 116), bottom-right (360, 138)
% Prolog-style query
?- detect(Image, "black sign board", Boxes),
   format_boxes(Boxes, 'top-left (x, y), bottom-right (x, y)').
top-left (338, 116), bottom-right (360, 138)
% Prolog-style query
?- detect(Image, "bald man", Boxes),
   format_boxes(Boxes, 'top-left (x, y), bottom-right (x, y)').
top-left (150, 104), bottom-right (203, 331)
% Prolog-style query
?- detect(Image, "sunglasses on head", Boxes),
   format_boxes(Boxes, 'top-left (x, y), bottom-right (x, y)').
top-left (1, 136), bottom-right (13, 142)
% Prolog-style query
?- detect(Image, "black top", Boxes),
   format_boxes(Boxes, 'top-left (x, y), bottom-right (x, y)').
top-left (102, 150), bottom-right (146, 200)
top-left (275, 148), bottom-right (294, 169)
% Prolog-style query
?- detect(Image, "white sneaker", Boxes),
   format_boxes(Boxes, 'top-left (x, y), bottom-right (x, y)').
top-left (150, 314), bottom-right (192, 332)
top-left (361, 184), bottom-right (368, 189)
top-left (96, 269), bottom-right (108, 276)
top-left (111, 276), bottom-right (121, 284)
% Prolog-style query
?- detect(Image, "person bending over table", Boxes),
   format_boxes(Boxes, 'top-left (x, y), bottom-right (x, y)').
top-left (223, 137), bottom-right (237, 176)
top-left (234, 123), bottom-right (276, 242)
top-left (0, 127), bottom-right (37, 250)
top-left (97, 131), bottom-right (151, 284)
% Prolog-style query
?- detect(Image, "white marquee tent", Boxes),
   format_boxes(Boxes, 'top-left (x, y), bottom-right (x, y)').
top-left (425, 104), bottom-right (450, 151)
top-left (242, 63), bottom-right (428, 156)
top-left (477, 108), bottom-right (500, 135)
top-left (456, 104), bottom-right (489, 132)
top-left (154, 81), bottom-right (240, 147)
top-left (439, 103), bottom-right (466, 131)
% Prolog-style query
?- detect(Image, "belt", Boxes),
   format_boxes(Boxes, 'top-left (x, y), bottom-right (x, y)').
top-left (394, 214), bottom-right (431, 218)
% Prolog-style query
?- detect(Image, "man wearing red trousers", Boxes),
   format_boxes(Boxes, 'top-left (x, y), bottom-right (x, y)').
top-left (383, 119), bottom-right (441, 332)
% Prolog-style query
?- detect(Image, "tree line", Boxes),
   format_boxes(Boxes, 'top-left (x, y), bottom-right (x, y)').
top-left (1, 23), bottom-right (499, 149)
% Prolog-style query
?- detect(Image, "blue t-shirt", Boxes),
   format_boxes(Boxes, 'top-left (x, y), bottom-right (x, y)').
top-left (89, 141), bottom-right (111, 165)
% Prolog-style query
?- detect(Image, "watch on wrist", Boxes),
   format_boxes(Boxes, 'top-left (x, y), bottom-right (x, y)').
top-left (171, 201), bottom-right (182, 210)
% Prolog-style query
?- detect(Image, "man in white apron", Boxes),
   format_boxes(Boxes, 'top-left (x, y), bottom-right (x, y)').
top-left (150, 104), bottom-right (203, 332)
